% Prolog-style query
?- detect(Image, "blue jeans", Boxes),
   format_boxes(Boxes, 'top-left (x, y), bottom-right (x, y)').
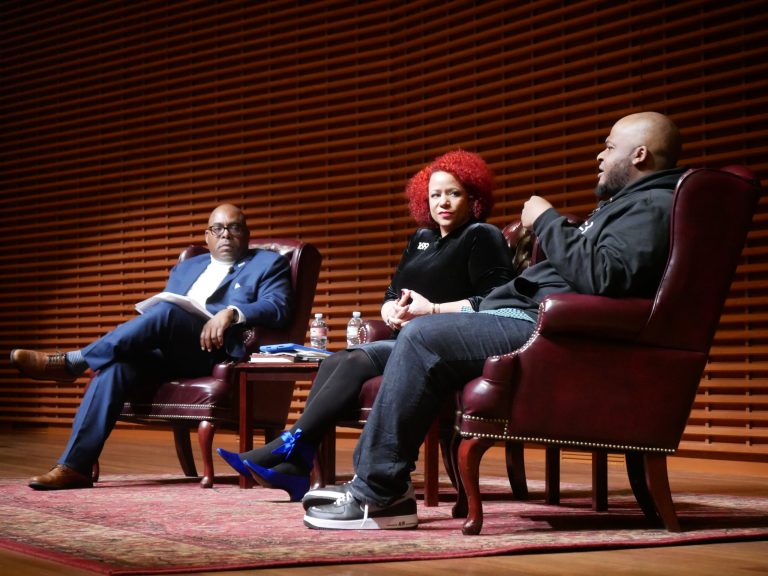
top-left (349, 312), bottom-right (536, 506)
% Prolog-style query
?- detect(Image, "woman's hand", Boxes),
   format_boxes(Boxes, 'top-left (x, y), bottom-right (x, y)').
top-left (384, 289), bottom-right (410, 330)
top-left (383, 289), bottom-right (436, 330)
top-left (406, 289), bottom-right (432, 317)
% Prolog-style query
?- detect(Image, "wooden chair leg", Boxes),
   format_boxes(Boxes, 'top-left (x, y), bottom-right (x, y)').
top-left (458, 436), bottom-right (494, 535)
top-left (447, 429), bottom-right (468, 519)
top-left (644, 453), bottom-right (681, 532)
top-left (197, 420), bottom-right (215, 488)
top-left (173, 425), bottom-right (198, 478)
top-left (591, 449), bottom-right (608, 511)
top-left (423, 419), bottom-right (439, 507)
top-left (505, 441), bottom-right (528, 500)
top-left (625, 451), bottom-right (661, 523)
top-left (545, 445), bottom-right (560, 505)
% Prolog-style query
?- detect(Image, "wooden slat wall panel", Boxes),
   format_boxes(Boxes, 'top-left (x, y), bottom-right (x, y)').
top-left (1, 0), bottom-right (766, 460)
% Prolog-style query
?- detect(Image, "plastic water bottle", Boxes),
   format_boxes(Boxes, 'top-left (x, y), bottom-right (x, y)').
top-left (309, 313), bottom-right (328, 350)
top-left (346, 311), bottom-right (363, 347)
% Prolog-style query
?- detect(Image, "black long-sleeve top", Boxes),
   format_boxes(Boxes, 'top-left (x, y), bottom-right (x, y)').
top-left (479, 168), bottom-right (686, 317)
top-left (384, 220), bottom-right (513, 311)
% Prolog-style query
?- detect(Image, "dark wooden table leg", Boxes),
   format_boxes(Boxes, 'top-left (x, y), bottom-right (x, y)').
top-left (423, 419), bottom-right (439, 506)
top-left (592, 449), bottom-right (608, 511)
top-left (238, 369), bottom-right (254, 489)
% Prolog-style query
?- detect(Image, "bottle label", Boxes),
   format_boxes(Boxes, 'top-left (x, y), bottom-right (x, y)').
top-left (310, 327), bottom-right (327, 337)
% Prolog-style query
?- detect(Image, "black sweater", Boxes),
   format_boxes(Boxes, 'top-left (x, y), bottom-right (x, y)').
top-left (479, 167), bottom-right (686, 316)
top-left (385, 221), bottom-right (513, 311)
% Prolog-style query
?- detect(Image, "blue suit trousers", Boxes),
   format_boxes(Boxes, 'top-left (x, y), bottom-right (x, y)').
top-left (59, 302), bottom-right (223, 475)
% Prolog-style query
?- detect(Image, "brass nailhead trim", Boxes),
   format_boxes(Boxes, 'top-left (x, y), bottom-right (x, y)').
top-left (125, 403), bottom-right (219, 409)
top-left (120, 413), bottom-right (225, 422)
top-left (458, 414), bottom-right (674, 453)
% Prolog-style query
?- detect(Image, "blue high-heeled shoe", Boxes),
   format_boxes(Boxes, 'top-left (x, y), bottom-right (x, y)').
top-left (216, 448), bottom-right (250, 478)
top-left (244, 460), bottom-right (310, 502)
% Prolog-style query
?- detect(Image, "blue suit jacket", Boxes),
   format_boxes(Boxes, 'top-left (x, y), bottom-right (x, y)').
top-left (163, 248), bottom-right (293, 358)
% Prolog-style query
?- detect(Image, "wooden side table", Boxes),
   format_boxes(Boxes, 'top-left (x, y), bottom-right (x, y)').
top-left (234, 361), bottom-right (320, 488)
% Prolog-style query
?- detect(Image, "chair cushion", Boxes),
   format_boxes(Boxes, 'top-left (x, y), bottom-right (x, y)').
top-left (122, 375), bottom-right (233, 422)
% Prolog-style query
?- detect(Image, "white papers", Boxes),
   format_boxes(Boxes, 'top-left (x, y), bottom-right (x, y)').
top-left (249, 350), bottom-right (329, 364)
top-left (135, 292), bottom-right (213, 319)
top-left (249, 353), bottom-right (298, 363)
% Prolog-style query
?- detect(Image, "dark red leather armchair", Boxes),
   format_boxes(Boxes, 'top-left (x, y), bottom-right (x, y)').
top-left (96, 238), bottom-right (321, 488)
top-left (455, 166), bottom-right (762, 535)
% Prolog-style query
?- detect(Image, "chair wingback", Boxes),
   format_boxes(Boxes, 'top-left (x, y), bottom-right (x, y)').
top-left (640, 167), bottom-right (761, 351)
top-left (179, 245), bottom-right (209, 261)
top-left (501, 221), bottom-right (535, 277)
top-left (247, 238), bottom-right (322, 348)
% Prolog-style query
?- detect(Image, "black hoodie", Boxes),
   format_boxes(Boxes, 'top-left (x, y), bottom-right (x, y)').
top-left (478, 167), bottom-right (687, 317)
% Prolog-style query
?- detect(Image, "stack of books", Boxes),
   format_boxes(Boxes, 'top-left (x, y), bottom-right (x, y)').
top-left (249, 343), bottom-right (332, 363)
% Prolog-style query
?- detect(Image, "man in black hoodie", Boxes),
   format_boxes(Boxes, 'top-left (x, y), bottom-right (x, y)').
top-left (303, 111), bottom-right (686, 530)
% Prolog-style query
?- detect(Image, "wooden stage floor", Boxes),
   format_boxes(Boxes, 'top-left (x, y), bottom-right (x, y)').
top-left (0, 425), bottom-right (766, 576)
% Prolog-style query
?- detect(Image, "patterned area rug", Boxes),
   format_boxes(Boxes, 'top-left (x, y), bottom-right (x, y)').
top-left (1, 474), bottom-right (767, 575)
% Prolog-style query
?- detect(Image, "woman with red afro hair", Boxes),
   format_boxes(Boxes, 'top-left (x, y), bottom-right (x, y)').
top-left (218, 149), bottom-right (513, 502)
top-left (406, 149), bottom-right (496, 228)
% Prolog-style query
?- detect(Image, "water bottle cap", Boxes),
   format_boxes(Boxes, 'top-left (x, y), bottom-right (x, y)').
top-left (315, 313), bottom-right (323, 319)
top-left (352, 311), bottom-right (361, 318)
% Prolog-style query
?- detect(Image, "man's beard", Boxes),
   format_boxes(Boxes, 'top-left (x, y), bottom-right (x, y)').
top-left (595, 157), bottom-right (631, 199)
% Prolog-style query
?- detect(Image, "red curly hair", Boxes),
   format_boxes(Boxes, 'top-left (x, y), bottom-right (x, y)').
top-left (406, 149), bottom-right (496, 228)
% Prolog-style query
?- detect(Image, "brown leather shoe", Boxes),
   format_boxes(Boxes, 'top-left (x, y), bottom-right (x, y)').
top-left (29, 464), bottom-right (93, 490)
top-left (10, 349), bottom-right (76, 382)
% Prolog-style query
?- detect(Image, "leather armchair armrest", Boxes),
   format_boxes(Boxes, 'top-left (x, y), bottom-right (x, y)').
top-left (211, 361), bottom-right (235, 380)
top-left (460, 294), bottom-right (653, 424)
top-left (537, 293), bottom-right (653, 341)
top-left (460, 355), bottom-right (517, 421)
top-left (359, 319), bottom-right (394, 343)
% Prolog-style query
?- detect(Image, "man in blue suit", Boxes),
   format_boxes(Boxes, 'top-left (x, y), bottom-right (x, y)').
top-left (11, 203), bottom-right (293, 490)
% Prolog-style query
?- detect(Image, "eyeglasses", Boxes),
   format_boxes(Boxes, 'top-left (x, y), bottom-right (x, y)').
top-left (206, 223), bottom-right (246, 237)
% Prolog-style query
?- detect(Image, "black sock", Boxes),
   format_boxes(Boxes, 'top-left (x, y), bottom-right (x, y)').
top-left (240, 436), bottom-right (287, 468)
top-left (64, 350), bottom-right (88, 377)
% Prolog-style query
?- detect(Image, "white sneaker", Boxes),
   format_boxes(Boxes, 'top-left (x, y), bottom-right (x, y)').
top-left (303, 488), bottom-right (418, 530)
